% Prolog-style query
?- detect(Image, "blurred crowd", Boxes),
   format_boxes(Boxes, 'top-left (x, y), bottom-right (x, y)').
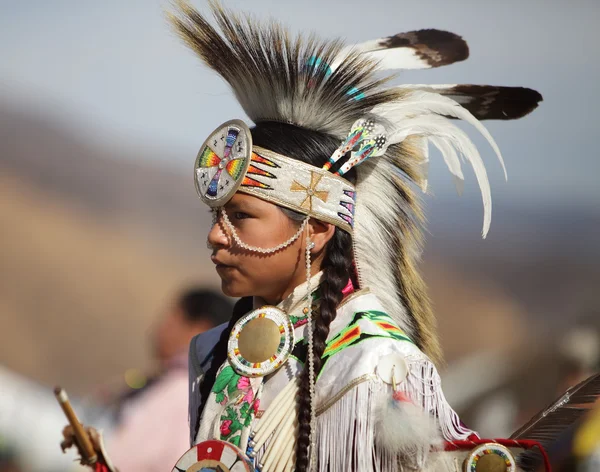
top-left (0, 287), bottom-right (232, 472)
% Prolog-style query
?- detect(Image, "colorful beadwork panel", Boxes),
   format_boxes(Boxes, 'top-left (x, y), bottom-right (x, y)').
top-left (194, 120), bottom-right (252, 208)
top-left (239, 146), bottom-right (356, 233)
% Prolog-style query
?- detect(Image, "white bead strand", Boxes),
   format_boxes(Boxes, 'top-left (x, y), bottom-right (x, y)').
top-left (220, 209), bottom-right (309, 254)
top-left (305, 234), bottom-right (317, 471)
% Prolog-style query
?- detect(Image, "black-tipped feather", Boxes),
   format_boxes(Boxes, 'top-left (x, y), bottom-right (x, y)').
top-left (400, 84), bottom-right (543, 120)
top-left (333, 29), bottom-right (469, 72)
top-left (446, 85), bottom-right (543, 120)
top-left (380, 30), bottom-right (469, 68)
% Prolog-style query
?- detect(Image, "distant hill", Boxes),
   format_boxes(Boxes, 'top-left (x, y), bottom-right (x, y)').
top-left (0, 103), bottom-right (215, 394)
top-left (0, 103), bottom-right (211, 257)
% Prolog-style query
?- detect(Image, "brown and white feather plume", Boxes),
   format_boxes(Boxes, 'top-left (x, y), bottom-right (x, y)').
top-left (332, 29), bottom-right (469, 71)
top-left (400, 84), bottom-right (543, 120)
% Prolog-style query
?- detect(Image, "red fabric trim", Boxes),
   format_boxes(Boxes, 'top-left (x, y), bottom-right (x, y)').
top-left (94, 463), bottom-right (110, 472)
top-left (444, 438), bottom-right (551, 472)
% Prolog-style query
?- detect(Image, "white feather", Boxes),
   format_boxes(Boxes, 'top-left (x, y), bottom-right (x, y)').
top-left (429, 136), bottom-right (465, 196)
top-left (332, 41), bottom-right (431, 71)
top-left (389, 114), bottom-right (493, 237)
top-left (413, 136), bottom-right (431, 192)
top-left (373, 91), bottom-right (507, 237)
top-left (375, 397), bottom-right (443, 468)
top-left (399, 84), bottom-right (462, 97)
top-left (376, 90), bottom-right (506, 179)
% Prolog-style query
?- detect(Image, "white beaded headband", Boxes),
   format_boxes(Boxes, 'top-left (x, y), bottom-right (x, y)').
top-left (194, 120), bottom-right (357, 233)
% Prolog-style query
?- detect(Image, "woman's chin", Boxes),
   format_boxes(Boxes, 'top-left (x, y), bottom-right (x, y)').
top-left (220, 280), bottom-right (251, 298)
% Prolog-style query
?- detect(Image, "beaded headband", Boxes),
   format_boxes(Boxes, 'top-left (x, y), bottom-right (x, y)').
top-left (194, 120), bottom-right (357, 233)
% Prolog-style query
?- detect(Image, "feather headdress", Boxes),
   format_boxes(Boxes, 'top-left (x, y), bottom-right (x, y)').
top-left (169, 0), bottom-right (541, 364)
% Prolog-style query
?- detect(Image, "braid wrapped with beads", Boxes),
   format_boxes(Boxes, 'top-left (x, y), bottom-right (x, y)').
top-left (295, 228), bottom-right (355, 472)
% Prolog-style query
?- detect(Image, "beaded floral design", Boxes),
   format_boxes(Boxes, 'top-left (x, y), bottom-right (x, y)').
top-left (211, 366), bottom-right (260, 447)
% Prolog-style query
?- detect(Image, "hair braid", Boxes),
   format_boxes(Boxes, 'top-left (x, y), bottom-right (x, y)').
top-left (193, 296), bottom-right (253, 442)
top-left (295, 228), bottom-right (354, 472)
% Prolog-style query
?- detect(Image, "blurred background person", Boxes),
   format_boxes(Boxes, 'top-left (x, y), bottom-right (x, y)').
top-left (0, 288), bottom-right (232, 472)
top-left (0, 437), bottom-right (23, 472)
top-left (89, 288), bottom-right (233, 472)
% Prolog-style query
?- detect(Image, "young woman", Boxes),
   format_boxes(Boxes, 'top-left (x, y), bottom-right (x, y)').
top-left (62, 2), bottom-right (550, 471)
top-left (170, 2), bottom-right (547, 471)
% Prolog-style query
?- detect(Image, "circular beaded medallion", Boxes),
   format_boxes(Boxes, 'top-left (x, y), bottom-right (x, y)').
top-left (194, 120), bottom-right (252, 208)
top-left (463, 443), bottom-right (516, 472)
top-left (228, 306), bottom-right (295, 377)
top-left (172, 440), bottom-right (252, 472)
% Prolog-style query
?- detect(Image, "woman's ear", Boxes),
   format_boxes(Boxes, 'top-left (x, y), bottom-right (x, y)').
top-left (308, 219), bottom-right (335, 254)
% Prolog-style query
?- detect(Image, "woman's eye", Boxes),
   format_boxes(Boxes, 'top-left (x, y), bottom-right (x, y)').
top-left (233, 212), bottom-right (250, 220)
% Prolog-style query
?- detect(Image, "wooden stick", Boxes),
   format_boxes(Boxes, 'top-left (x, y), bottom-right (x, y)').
top-left (54, 386), bottom-right (97, 464)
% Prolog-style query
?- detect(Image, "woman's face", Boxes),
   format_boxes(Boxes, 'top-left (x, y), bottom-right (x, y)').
top-left (207, 193), bottom-right (309, 304)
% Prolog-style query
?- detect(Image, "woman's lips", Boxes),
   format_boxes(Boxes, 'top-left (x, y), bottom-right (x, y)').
top-left (211, 255), bottom-right (234, 270)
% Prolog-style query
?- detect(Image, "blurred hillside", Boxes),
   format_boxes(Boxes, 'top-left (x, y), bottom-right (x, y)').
top-left (1, 101), bottom-right (599, 412)
top-left (0, 103), bottom-right (215, 395)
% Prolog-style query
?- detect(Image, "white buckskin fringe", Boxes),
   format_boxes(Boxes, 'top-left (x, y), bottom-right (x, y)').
top-left (400, 357), bottom-right (475, 442)
top-left (316, 380), bottom-right (397, 471)
top-left (315, 358), bottom-right (475, 471)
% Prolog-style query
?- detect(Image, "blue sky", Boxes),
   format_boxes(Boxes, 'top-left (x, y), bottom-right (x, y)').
top-left (1, 0), bottom-right (598, 212)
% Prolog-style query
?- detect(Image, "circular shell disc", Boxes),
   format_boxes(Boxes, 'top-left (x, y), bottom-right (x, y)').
top-left (228, 306), bottom-right (294, 377)
top-left (463, 443), bottom-right (516, 472)
top-left (194, 120), bottom-right (252, 208)
top-left (172, 440), bottom-right (252, 472)
top-left (376, 353), bottom-right (408, 385)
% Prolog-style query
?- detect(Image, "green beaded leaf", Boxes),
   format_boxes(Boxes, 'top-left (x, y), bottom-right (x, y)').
top-left (212, 365), bottom-right (236, 393)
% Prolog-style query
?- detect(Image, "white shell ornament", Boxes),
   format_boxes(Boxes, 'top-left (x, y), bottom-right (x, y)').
top-left (228, 306), bottom-right (295, 377)
top-left (172, 440), bottom-right (252, 472)
top-left (194, 120), bottom-right (252, 207)
top-left (376, 353), bottom-right (408, 385)
top-left (464, 443), bottom-right (516, 472)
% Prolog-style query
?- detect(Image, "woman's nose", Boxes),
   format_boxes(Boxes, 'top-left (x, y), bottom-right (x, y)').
top-left (207, 213), bottom-right (230, 249)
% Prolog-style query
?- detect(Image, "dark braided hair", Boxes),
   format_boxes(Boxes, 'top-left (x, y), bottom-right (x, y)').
top-left (195, 121), bottom-right (356, 470)
top-left (295, 227), bottom-right (355, 471)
